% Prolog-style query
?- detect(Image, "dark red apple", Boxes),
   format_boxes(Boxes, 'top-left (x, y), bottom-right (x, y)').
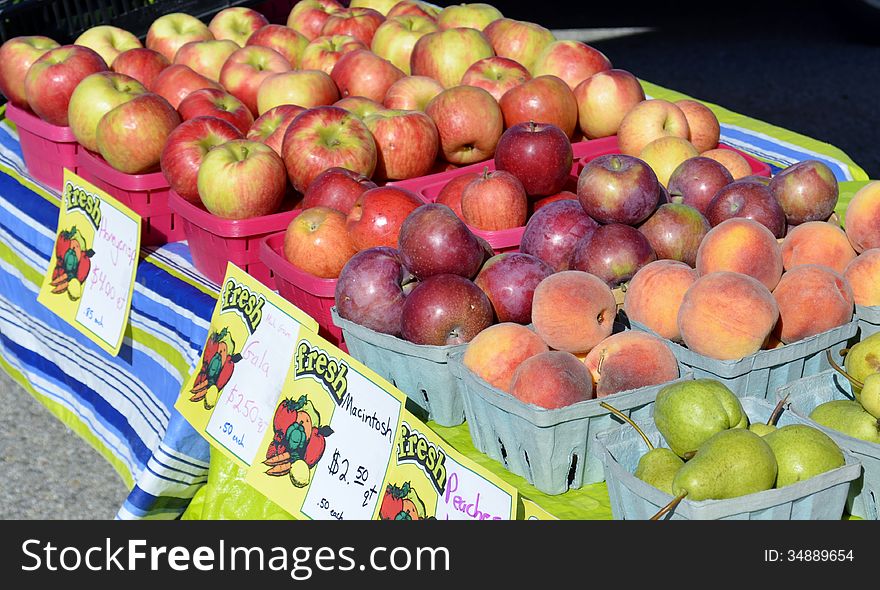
top-left (302, 166), bottom-right (377, 214)
top-left (334, 246), bottom-right (417, 336)
top-left (638, 203), bottom-right (710, 267)
top-left (768, 159), bottom-right (839, 225)
top-left (577, 154), bottom-right (660, 225)
top-left (493, 121), bottom-right (573, 197)
top-left (460, 168), bottom-right (528, 231)
top-left (434, 171), bottom-right (479, 219)
top-left (666, 156), bottom-right (733, 215)
top-left (706, 179), bottom-right (787, 238)
top-left (346, 186), bottom-right (424, 250)
top-left (397, 203), bottom-right (486, 280)
top-left (570, 223), bottom-right (657, 287)
top-left (400, 274), bottom-right (494, 345)
top-left (520, 199), bottom-right (599, 271)
top-left (474, 253), bottom-right (553, 324)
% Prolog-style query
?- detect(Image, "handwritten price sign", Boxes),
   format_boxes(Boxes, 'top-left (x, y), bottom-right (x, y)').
top-left (37, 170), bottom-right (140, 356)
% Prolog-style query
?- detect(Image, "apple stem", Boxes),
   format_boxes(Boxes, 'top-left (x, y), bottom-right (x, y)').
top-left (528, 120), bottom-right (536, 132)
top-left (650, 491), bottom-right (687, 521)
top-left (767, 393), bottom-right (789, 426)
top-left (599, 401), bottom-right (654, 451)
top-left (826, 349), bottom-right (863, 389)
top-left (681, 451), bottom-right (697, 460)
top-left (482, 166), bottom-right (490, 180)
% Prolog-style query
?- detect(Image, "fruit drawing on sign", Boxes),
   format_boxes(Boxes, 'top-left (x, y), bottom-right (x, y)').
top-left (190, 326), bottom-right (242, 409)
top-left (49, 226), bottom-right (94, 301)
top-left (379, 482), bottom-right (433, 520)
top-left (263, 394), bottom-right (334, 489)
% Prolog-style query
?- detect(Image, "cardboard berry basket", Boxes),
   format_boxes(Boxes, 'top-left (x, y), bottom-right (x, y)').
top-left (331, 306), bottom-right (467, 427)
top-left (776, 370), bottom-right (879, 520)
top-left (6, 102), bottom-right (79, 191)
top-left (629, 317), bottom-right (859, 399)
top-left (168, 189), bottom-right (298, 286)
top-left (76, 149), bottom-right (185, 246)
top-left (593, 396), bottom-right (861, 520)
top-left (448, 345), bottom-right (693, 495)
top-left (259, 230), bottom-right (344, 348)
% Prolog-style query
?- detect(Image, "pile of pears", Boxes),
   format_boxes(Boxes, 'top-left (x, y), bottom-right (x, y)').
top-left (605, 378), bottom-right (847, 517)
top-left (811, 333), bottom-right (880, 444)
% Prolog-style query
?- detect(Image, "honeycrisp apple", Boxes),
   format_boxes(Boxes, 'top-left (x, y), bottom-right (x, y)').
top-left (364, 109), bottom-right (439, 180)
top-left (371, 15), bottom-right (437, 74)
top-left (287, 0), bottom-right (345, 40)
top-left (146, 13), bottom-right (214, 62)
top-left (617, 98), bottom-right (691, 156)
top-left (256, 69), bottom-right (339, 114)
top-left (460, 169), bottom-right (528, 230)
top-left (161, 115), bottom-right (244, 204)
top-left (111, 48), bottom-right (170, 90)
top-left (151, 64), bottom-right (223, 109)
top-left (334, 96), bottom-right (384, 119)
top-left (177, 88), bottom-right (254, 134)
top-left (483, 18), bottom-right (555, 73)
top-left (436, 3), bottom-right (503, 30)
top-left (382, 75), bottom-right (443, 110)
top-left (208, 7), bottom-right (269, 46)
top-left (499, 74), bottom-right (578, 138)
top-left (220, 45), bottom-right (291, 116)
top-left (675, 99), bottom-right (720, 153)
top-left (246, 25), bottom-right (307, 68)
top-left (96, 92), bottom-right (181, 174)
top-left (0, 36), bottom-right (60, 109)
top-left (24, 45), bottom-right (108, 126)
top-left (426, 85), bottom-right (503, 164)
top-left (409, 27), bottom-right (495, 88)
top-left (74, 25), bottom-right (142, 68)
top-left (198, 139), bottom-right (287, 219)
top-left (284, 206), bottom-right (358, 278)
top-left (282, 105), bottom-right (378, 192)
top-left (387, 0), bottom-right (442, 20)
top-left (247, 104), bottom-right (305, 155)
top-left (67, 71), bottom-right (147, 152)
top-left (302, 167), bottom-right (377, 213)
top-left (299, 34), bottom-right (367, 74)
top-left (174, 39), bottom-right (239, 81)
top-left (331, 49), bottom-right (405, 103)
top-left (532, 40), bottom-right (611, 90)
top-left (573, 68), bottom-right (645, 139)
top-left (460, 56), bottom-right (530, 102)
top-left (320, 7), bottom-right (386, 46)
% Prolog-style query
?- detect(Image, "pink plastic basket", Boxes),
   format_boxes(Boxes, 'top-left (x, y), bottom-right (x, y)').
top-left (259, 230), bottom-right (344, 348)
top-left (168, 190), bottom-right (299, 286)
top-left (6, 103), bottom-right (79, 191)
top-left (75, 149), bottom-right (184, 246)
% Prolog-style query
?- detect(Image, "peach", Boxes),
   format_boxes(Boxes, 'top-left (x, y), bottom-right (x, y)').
top-left (844, 249), bottom-right (880, 306)
top-left (772, 264), bottom-right (854, 343)
top-left (845, 181), bottom-right (880, 253)
top-left (584, 331), bottom-right (679, 397)
top-left (696, 218), bottom-right (784, 291)
top-left (781, 220), bottom-right (857, 274)
top-left (701, 147), bottom-right (751, 179)
top-left (623, 259), bottom-right (697, 342)
top-left (509, 351), bottom-right (595, 409)
top-left (462, 323), bottom-right (549, 391)
top-left (531, 271), bottom-right (617, 353)
top-left (678, 271), bottom-right (779, 360)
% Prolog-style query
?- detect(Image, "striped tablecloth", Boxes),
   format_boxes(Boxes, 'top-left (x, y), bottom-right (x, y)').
top-left (0, 84), bottom-right (870, 520)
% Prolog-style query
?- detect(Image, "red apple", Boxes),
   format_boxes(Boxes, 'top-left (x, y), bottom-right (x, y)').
top-left (67, 71), bottom-right (147, 153)
top-left (434, 172), bottom-right (480, 218)
top-left (530, 190), bottom-right (578, 213)
top-left (638, 203), bottom-right (711, 267)
top-left (220, 45), bottom-right (292, 116)
top-left (573, 68), bottom-right (645, 139)
top-left (256, 69), bottom-right (339, 114)
top-left (282, 105), bottom-right (377, 193)
top-left (208, 7), bottom-right (269, 47)
top-left (96, 93), bottom-right (181, 174)
top-left (675, 99), bottom-right (720, 153)
top-left (370, 15), bottom-right (437, 75)
top-left (246, 104), bottom-right (306, 155)
top-left (483, 18), bottom-right (555, 73)
top-left (246, 24), bottom-right (308, 68)
top-left (520, 199), bottom-right (598, 271)
top-left (24, 45), bottom-right (108, 126)
top-left (382, 75), bottom-right (443, 110)
top-left (494, 121), bottom-right (573, 197)
top-left (666, 156), bottom-right (734, 215)
top-left (474, 252), bottom-right (553, 324)
top-left (460, 168), bottom-right (528, 230)
top-left (409, 27), bottom-right (495, 88)
top-left (287, 0), bottom-right (345, 41)
top-left (146, 13), bottom-right (214, 62)
top-left (151, 64), bottom-right (223, 109)
top-left (499, 74), bottom-right (578, 138)
top-left (302, 166), bottom-right (378, 213)
top-left (400, 274), bottom-right (493, 345)
top-left (284, 206), bottom-right (358, 277)
top-left (436, 3), bottom-right (503, 30)
top-left (161, 115), bottom-right (244, 204)
top-left (617, 98), bottom-right (691, 157)
top-left (177, 87), bottom-right (254, 134)
top-left (330, 49), bottom-right (405, 103)
top-left (364, 109), bottom-right (439, 180)
top-left (577, 154), bottom-right (661, 225)
top-left (346, 186), bottom-right (425, 249)
top-left (111, 47), bottom-right (170, 90)
top-left (460, 56), bottom-right (530, 102)
top-left (74, 25), bottom-right (141, 67)
top-left (425, 85), bottom-right (503, 164)
top-left (387, 0), bottom-right (441, 19)
top-left (198, 139), bottom-right (286, 219)
top-left (397, 203), bottom-right (486, 279)
top-left (532, 40), bottom-right (611, 89)
top-left (299, 34), bottom-right (367, 74)
top-left (706, 179), bottom-right (787, 238)
top-left (768, 159), bottom-right (840, 225)
top-left (0, 36), bottom-right (60, 109)
top-left (321, 7), bottom-right (386, 46)
top-left (173, 39), bottom-right (239, 81)
top-left (570, 223), bottom-right (657, 287)
top-left (334, 96), bottom-right (385, 119)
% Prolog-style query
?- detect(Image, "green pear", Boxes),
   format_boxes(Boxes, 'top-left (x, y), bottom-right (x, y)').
top-left (810, 400), bottom-right (880, 443)
top-left (844, 332), bottom-right (880, 399)
top-left (763, 424), bottom-right (845, 487)
top-left (858, 373), bottom-right (880, 419)
top-left (653, 379), bottom-right (748, 457)
top-left (671, 429), bottom-right (777, 501)
top-left (635, 448), bottom-right (684, 495)
top-left (748, 423), bottom-right (777, 437)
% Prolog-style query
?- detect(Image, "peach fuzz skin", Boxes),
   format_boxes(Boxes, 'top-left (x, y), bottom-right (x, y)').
top-left (462, 323), bottom-right (549, 392)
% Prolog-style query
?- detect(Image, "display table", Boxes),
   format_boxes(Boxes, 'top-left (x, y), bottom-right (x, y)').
top-left (0, 82), bottom-right (870, 520)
